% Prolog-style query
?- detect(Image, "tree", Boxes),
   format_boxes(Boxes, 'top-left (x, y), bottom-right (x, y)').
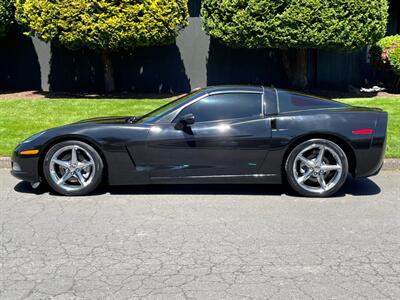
top-left (0, 0), bottom-right (13, 38)
top-left (15, 0), bottom-right (189, 92)
top-left (201, 0), bottom-right (389, 90)
top-left (371, 35), bottom-right (400, 90)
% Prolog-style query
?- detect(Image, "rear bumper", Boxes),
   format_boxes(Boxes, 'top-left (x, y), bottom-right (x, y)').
top-left (359, 158), bottom-right (384, 178)
top-left (370, 160), bottom-right (384, 176)
top-left (354, 112), bottom-right (387, 178)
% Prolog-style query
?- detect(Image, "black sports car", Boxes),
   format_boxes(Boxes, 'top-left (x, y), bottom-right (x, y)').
top-left (11, 86), bottom-right (387, 197)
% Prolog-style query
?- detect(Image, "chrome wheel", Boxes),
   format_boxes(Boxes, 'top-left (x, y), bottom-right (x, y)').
top-left (292, 143), bottom-right (343, 194)
top-left (49, 145), bottom-right (96, 192)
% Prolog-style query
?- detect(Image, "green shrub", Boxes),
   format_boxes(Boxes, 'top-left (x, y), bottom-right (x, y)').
top-left (201, 0), bottom-right (389, 89)
top-left (371, 35), bottom-right (400, 76)
top-left (15, 0), bottom-right (189, 91)
top-left (392, 48), bottom-right (400, 76)
top-left (15, 0), bottom-right (188, 50)
top-left (201, 0), bottom-right (389, 50)
top-left (0, 0), bottom-right (13, 38)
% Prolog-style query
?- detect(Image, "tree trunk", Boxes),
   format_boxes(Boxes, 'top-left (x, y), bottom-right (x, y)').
top-left (101, 50), bottom-right (115, 93)
top-left (282, 48), bottom-right (308, 91)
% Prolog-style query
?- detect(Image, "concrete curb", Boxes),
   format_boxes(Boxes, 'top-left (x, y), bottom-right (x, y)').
top-left (0, 157), bottom-right (11, 169)
top-left (1, 156), bottom-right (399, 171)
top-left (383, 159), bottom-right (400, 171)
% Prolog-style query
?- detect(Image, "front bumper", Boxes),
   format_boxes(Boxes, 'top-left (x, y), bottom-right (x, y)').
top-left (10, 149), bottom-right (41, 183)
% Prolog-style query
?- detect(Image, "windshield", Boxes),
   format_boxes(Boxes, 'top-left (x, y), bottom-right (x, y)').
top-left (137, 90), bottom-right (203, 123)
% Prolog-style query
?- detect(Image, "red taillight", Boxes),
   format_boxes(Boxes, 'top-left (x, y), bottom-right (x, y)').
top-left (352, 128), bottom-right (373, 135)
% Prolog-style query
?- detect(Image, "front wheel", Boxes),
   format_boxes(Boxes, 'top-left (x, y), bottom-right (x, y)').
top-left (43, 140), bottom-right (104, 196)
top-left (285, 139), bottom-right (349, 197)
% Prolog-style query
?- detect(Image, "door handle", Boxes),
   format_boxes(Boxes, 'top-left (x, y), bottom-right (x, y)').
top-left (270, 118), bottom-right (278, 131)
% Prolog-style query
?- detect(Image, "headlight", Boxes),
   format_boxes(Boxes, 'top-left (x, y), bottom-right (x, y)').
top-left (21, 131), bottom-right (47, 144)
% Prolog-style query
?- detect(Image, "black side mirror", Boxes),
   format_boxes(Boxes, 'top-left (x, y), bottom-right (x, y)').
top-left (175, 114), bottom-right (195, 130)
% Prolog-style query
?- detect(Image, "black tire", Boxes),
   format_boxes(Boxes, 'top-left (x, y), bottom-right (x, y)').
top-left (43, 140), bottom-right (104, 196)
top-left (285, 139), bottom-right (349, 197)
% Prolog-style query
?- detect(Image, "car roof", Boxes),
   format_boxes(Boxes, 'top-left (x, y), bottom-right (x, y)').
top-left (201, 85), bottom-right (264, 94)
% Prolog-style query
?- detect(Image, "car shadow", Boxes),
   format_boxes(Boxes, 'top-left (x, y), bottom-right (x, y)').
top-left (102, 184), bottom-right (287, 196)
top-left (335, 176), bottom-right (382, 197)
top-left (14, 176), bottom-right (381, 198)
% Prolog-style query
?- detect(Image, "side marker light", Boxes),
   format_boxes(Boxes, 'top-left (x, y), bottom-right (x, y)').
top-left (352, 129), bottom-right (373, 135)
top-left (20, 149), bottom-right (39, 155)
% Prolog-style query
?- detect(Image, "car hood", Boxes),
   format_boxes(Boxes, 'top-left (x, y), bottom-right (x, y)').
top-left (73, 116), bottom-right (131, 125)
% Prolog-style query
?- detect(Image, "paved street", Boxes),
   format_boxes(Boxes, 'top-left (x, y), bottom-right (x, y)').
top-left (1, 169), bottom-right (399, 299)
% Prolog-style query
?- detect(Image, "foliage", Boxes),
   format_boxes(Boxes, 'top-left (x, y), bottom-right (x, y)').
top-left (371, 35), bottom-right (400, 76)
top-left (201, 0), bottom-right (389, 50)
top-left (0, 0), bottom-right (13, 38)
top-left (15, 0), bottom-right (189, 51)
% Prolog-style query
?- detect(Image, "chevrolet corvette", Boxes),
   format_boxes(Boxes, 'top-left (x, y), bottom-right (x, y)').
top-left (11, 86), bottom-right (387, 197)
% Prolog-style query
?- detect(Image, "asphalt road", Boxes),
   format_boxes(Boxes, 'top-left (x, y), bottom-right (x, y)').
top-left (1, 170), bottom-right (399, 300)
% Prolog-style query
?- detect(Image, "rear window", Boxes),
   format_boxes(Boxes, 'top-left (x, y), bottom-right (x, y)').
top-left (277, 91), bottom-right (347, 113)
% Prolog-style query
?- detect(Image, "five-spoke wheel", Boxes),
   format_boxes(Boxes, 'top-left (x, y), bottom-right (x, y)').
top-left (43, 141), bottom-right (103, 196)
top-left (285, 139), bottom-right (348, 197)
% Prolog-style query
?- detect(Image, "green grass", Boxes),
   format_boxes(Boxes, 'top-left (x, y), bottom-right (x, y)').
top-left (0, 98), bottom-right (168, 156)
top-left (0, 97), bottom-right (398, 157)
top-left (337, 98), bottom-right (399, 158)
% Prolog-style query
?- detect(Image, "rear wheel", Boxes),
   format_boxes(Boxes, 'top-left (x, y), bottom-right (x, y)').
top-left (285, 139), bottom-right (348, 197)
top-left (43, 140), bottom-right (103, 196)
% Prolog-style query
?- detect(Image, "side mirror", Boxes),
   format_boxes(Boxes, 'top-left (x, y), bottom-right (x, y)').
top-left (175, 114), bottom-right (195, 130)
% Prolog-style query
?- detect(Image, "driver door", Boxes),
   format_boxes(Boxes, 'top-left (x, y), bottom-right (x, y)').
top-left (146, 92), bottom-right (271, 181)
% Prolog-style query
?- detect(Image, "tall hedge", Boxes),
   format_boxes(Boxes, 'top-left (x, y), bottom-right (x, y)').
top-left (15, 0), bottom-right (189, 91)
top-left (0, 0), bottom-right (13, 38)
top-left (201, 0), bottom-right (389, 89)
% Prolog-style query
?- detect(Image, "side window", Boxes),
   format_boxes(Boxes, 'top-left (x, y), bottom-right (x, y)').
top-left (277, 91), bottom-right (347, 113)
top-left (174, 93), bottom-right (262, 123)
